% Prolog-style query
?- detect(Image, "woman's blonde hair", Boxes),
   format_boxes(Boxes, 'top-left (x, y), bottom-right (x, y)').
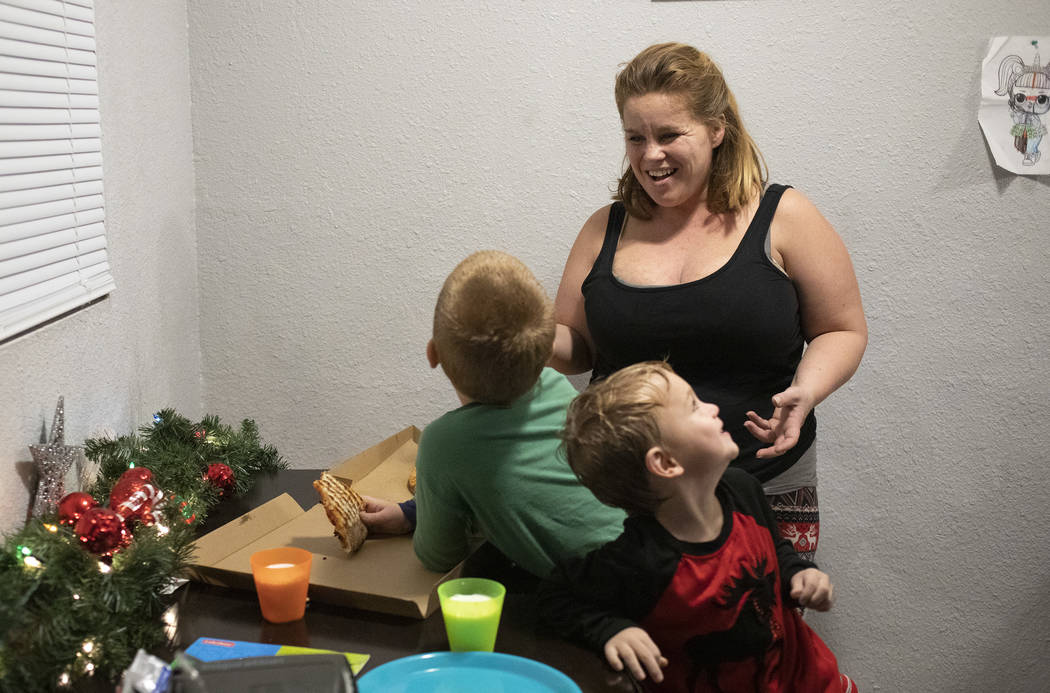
top-left (614, 42), bottom-right (767, 217)
top-left (433, 251), bottom-right (555, 405)
top-left (561, 361), bottom-right (675, 516)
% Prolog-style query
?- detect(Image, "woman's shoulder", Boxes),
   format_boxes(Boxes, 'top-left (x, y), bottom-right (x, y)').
top-left (580, 203), bottom-right (616, 239)
top-left (564, 203), bottom-right (616, 266)
top-left (768, 185), bottom-right (825, 224)
top-left (768, 185), bottom-right (838, 255)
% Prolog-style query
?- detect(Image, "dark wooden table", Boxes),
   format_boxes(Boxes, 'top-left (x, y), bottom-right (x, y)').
top-left (161, 470), bottom-right (637, 692)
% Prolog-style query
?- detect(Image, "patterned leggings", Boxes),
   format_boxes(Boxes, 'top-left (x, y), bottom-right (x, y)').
top-left (766, 486), bottom-right (819, 563)
top-left (763, 489), bottom-right (858, 691)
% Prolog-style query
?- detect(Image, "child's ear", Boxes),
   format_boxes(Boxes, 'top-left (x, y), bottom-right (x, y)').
top-left (426, 339), bottom-right (439, 369)
top-left (645, 446), bottom-right (683, 479)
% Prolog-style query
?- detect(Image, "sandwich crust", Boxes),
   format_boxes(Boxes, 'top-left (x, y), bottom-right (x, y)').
top-left (313, 471), bottom-right (368, 554)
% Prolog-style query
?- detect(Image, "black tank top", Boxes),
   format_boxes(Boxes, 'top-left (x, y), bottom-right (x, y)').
top-left (582, 184), bottom-right (815, 482)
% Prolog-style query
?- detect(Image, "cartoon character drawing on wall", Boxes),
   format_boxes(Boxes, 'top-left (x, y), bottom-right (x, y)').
top-left (994, 41), bottom-right (1050, 166)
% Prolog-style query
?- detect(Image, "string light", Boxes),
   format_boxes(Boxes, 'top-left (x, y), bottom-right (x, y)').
top-left (77, 639), bottom-right (99, 676)
top-left (162, 607), bottom-right (178, 627)
top-left (162, 604), bottom-right (179, 641)
top-left (97, 561), bottom-right (111, 574)
top-left (17, 545), bottom-right (42, 569)
top-left (43, 523), bottom-right (58, 533)
top-left (57, 672), bottom-right (71, 687)
top-left (155, 522), bottom-right (170, 537)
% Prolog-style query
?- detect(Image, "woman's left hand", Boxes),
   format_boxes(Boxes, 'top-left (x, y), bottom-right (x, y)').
top-left (743, 385), bottom-right (815, 458)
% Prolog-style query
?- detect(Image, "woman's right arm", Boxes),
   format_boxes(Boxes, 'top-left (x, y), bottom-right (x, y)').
top-left (550, 206), bottom-right (610, 375)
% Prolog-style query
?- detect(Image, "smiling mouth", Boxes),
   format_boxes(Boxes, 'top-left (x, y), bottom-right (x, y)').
top-left (647, 168), bottom-right (677, 180)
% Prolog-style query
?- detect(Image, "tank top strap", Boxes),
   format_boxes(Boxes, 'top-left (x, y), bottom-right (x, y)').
top-left (741, 183), bottom-right (792, 254)
top-left (597, 189), bottom-right (791, 270)
top-left (594, 202), bottom-right (627, 274)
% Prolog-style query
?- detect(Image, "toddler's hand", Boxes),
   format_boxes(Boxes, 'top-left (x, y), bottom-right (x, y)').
top-left (604, 627), bottom-right (668, 683)
top-left (790, 568), bottom-right (834, 611)
top-left (358, 495), bottom-right (413, 535)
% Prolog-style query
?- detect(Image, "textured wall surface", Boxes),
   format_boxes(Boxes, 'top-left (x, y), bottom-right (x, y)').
top-left (4, 0), bottom-right (1046, 691)
top-left (189, 2), bottom-right (1050, 690)
top-left (0, 2), bottom-right (200, 530)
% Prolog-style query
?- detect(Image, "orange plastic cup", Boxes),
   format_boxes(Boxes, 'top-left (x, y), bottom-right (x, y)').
top-left (249, 547), bottom-right (312, 623)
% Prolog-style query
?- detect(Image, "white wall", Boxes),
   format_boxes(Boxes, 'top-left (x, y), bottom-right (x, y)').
top-left (0, 2), bottom-right (200, 529)
top-left (189, 1), bottom-right (1050, 690)
top-left (3, 1), bottom-right (1047, 691)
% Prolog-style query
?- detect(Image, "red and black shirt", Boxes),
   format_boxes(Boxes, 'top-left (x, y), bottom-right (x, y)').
top-left (539, 469), bottom-right (844, 692)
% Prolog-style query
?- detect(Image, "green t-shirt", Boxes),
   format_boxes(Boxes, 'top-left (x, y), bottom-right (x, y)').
top-left (413, 368), bottom-right (626, 578)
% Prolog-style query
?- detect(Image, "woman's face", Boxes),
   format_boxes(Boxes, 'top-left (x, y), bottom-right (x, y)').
top-left (622, 92), bottom-right (724, 211)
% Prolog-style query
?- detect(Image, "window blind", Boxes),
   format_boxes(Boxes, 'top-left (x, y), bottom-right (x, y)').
top-left (0, 0), bottom-right (113, 342)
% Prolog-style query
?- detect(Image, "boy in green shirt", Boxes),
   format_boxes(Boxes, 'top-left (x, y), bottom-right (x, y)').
top-left (360, 251), bottom-right (625, 578)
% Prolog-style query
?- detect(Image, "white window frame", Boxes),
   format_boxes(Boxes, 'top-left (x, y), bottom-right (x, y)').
top-left (0, 0), bottom-right (113, 343)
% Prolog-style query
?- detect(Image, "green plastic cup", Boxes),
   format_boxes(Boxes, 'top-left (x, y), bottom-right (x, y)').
top-left (437, 577), bottom-right (506, 652)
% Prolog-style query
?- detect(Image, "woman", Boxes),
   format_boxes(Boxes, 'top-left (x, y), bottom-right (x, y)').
top-left (551, 43), bottom-right (867, 561)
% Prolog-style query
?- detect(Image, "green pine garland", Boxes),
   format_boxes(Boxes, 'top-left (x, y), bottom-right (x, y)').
top-left (0, 409), bottom-right (286, 693)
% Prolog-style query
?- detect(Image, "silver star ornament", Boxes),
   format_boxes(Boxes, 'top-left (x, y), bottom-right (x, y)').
top-left (28, 396), bottom-right (84, 519)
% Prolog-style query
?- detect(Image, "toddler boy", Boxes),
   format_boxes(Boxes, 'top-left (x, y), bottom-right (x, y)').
top-left (361, 250), bottom-right (625, 578)
top-left (539, 361), bottom-right (856, 692)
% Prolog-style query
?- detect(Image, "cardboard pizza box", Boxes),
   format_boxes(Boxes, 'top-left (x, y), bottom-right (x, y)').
top-left (188, 426), bottom-right (459, 619)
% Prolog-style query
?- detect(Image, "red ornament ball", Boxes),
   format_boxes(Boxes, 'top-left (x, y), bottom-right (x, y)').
top-left (118, 467), bottom-right (153, 484)
top-left (75, 507), bottom-right (128, 556)
top-left (205, 462), bottom-right (235, 496)
top-left (110, 467), bottom-right (164, 527)
top-left (57, 492), bottom-right (98, 527)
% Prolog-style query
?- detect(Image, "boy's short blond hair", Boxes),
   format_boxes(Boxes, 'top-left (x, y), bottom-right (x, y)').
top-left (433, 250), bottom-right (555, 405)
top-left (562, 361), bottom-right (674, 516)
